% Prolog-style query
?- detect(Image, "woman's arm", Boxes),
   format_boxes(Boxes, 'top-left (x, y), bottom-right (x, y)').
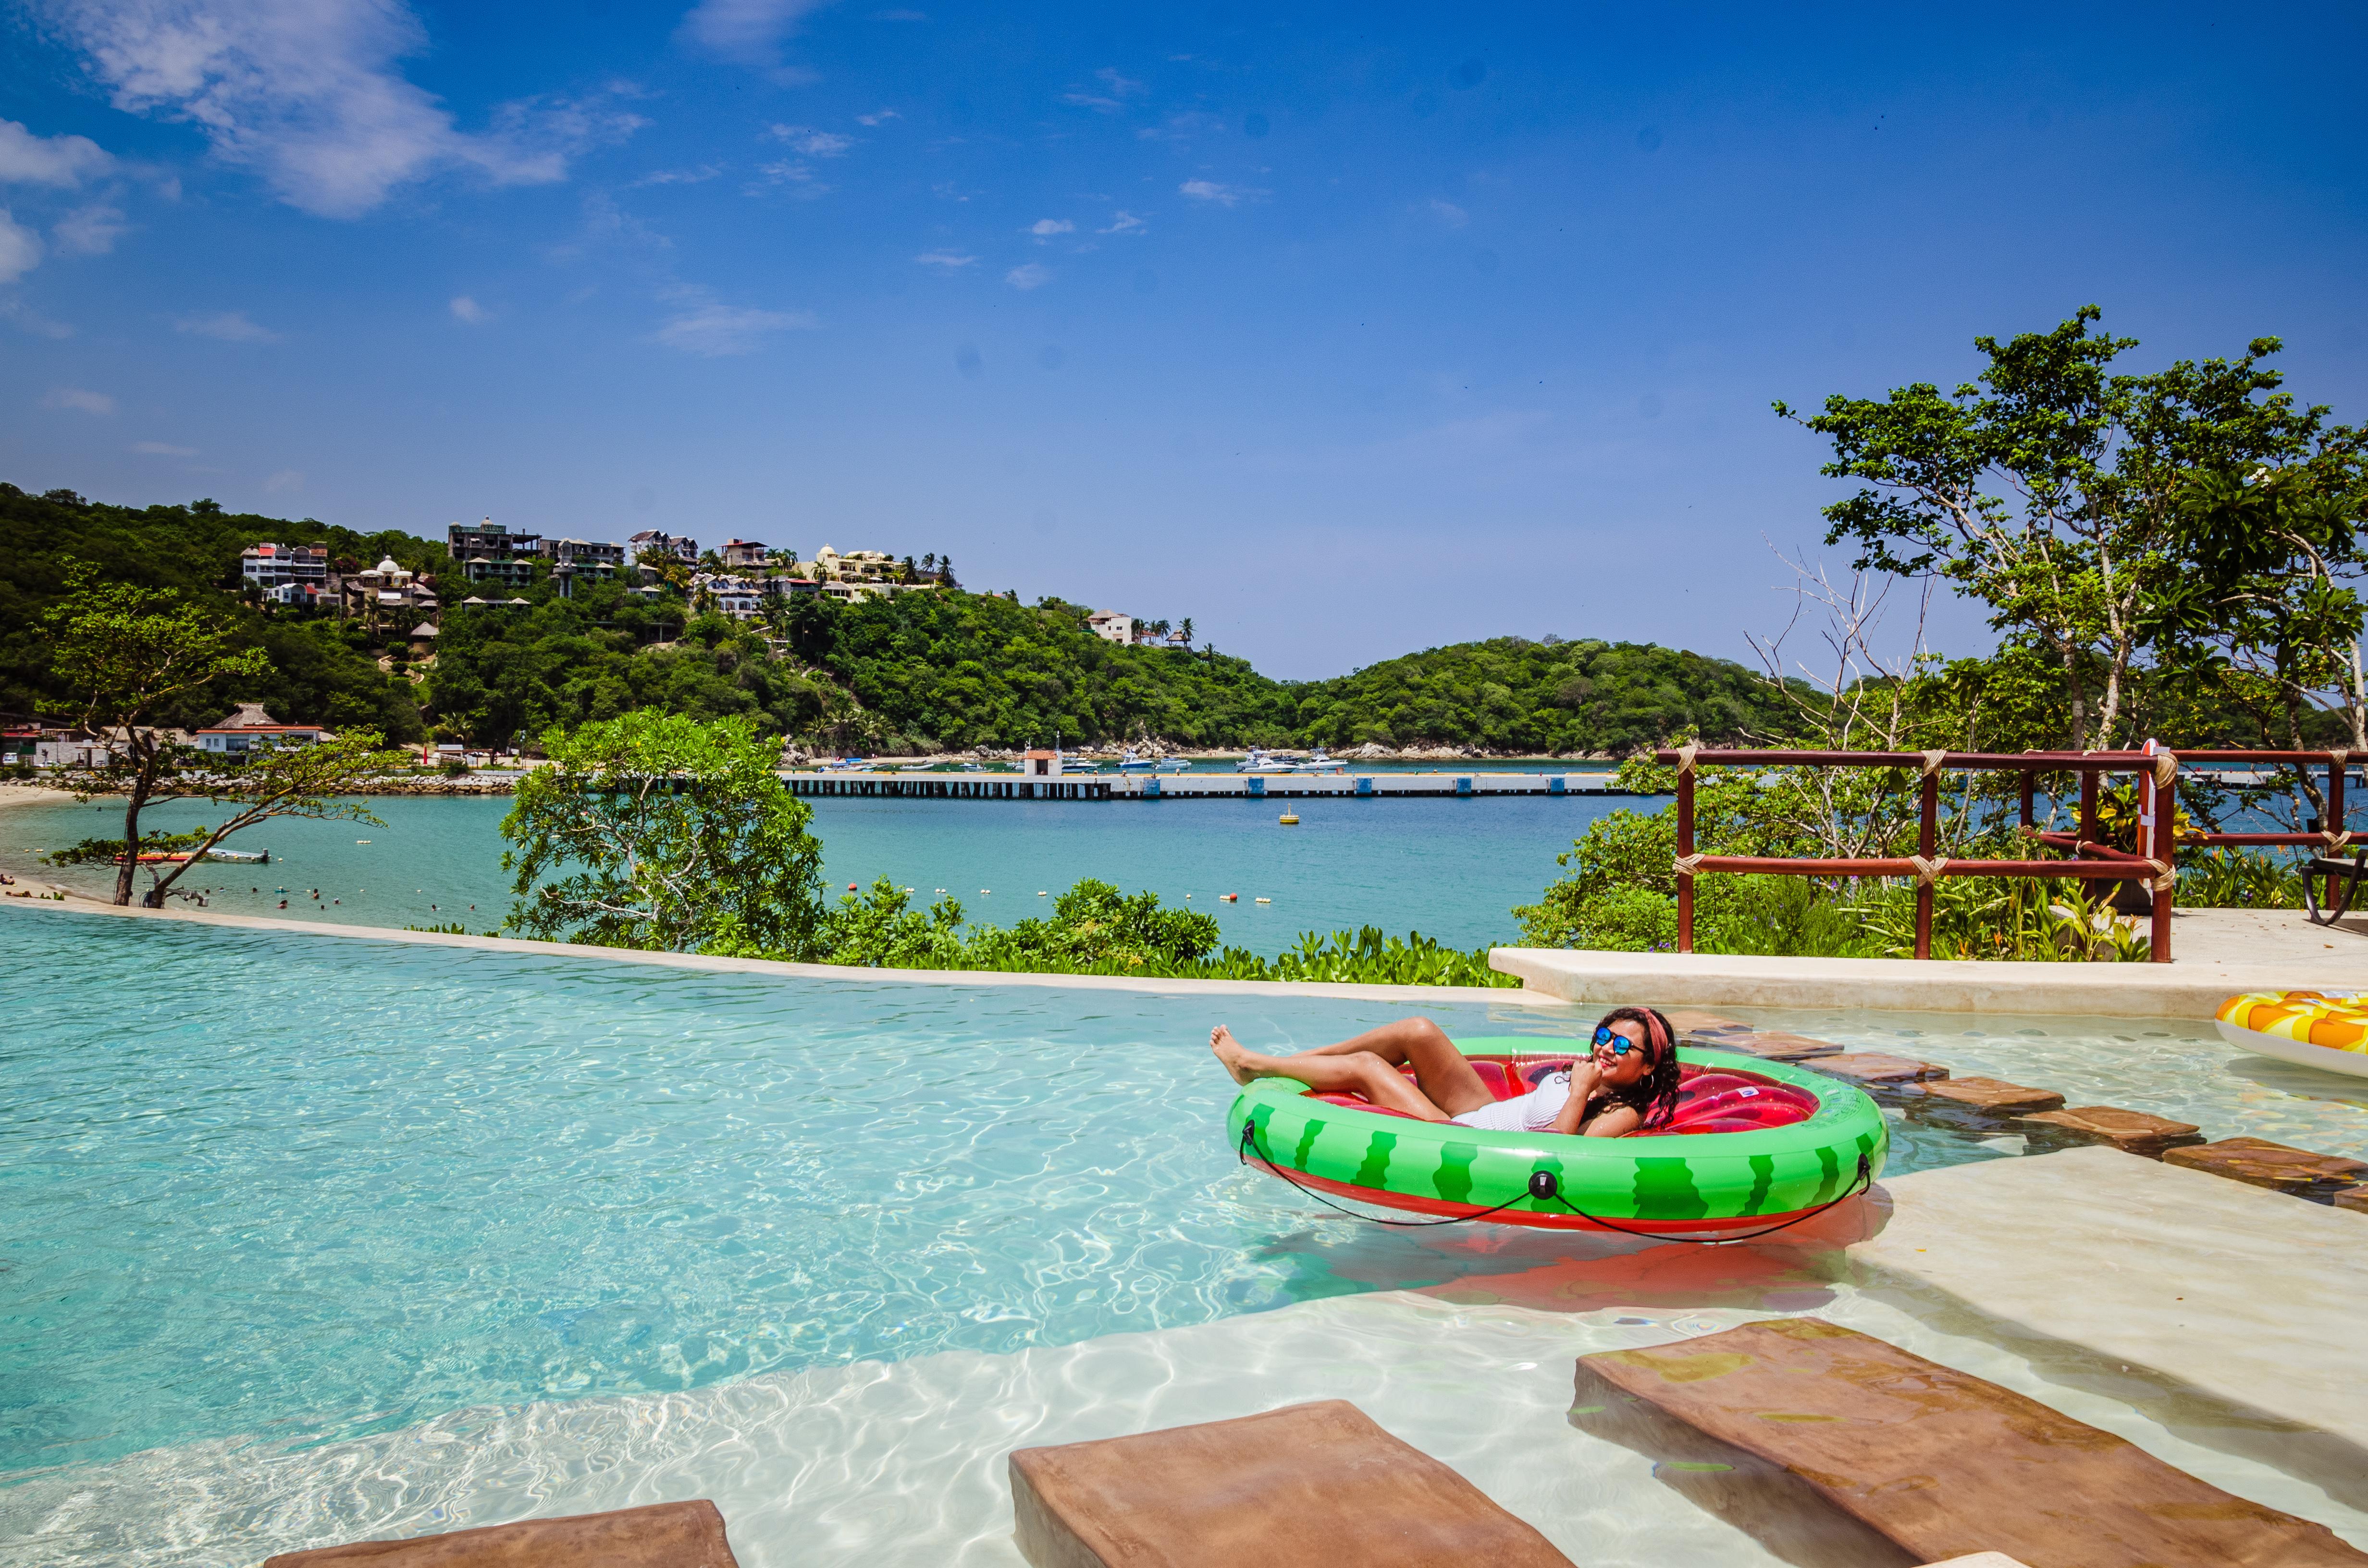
top-left (1549, 1064), bottom-right (1604, 1136)
top-left (1579, 1103), bottom-right (1641, 1138)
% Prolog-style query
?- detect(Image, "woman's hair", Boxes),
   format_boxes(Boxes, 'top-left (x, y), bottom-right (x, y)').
top-left (1593, 1005), bottom-right (1682, 1129)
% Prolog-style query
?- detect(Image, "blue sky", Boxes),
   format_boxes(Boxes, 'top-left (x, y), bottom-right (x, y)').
top-left (4, 1), bottom-right (2365, 679)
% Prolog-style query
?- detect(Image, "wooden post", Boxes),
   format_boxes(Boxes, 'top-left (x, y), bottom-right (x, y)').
top-left (1915, 769), bottom-right (1938, 960)
top-left (1676, 763), bottom-right (1695, 953)
top-left (2019, 769), bottom-right (2035, 830)
top-left (2326, 755), bottom-right (2348, 913)
top-left (2150, 757), bottom-right (2176, 962)
top-left (2078, 761), bottom-right (2098, 846)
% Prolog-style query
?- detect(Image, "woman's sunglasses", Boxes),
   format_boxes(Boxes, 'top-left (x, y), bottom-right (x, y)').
top-left (1591, 1024), bottom-right (1654, 1057)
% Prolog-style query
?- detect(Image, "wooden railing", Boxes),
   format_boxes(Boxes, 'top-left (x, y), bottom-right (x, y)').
top-left (1649, 747), bottom-right (2359, 965)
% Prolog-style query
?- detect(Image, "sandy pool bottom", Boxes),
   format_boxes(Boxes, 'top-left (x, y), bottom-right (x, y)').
top-left (6, 1147), bottom-right (2364, 1568)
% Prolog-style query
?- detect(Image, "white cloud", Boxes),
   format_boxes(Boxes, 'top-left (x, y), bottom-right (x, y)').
top-left (263, 468), bottom-right (304, 493)
top-left (133, 440), bottom-right (196, 455)
top-left (768, 124), bottom-right (852, 157)
top-left (1099, 210), bottom-right (1146, 235)
top-left (449, 295), bottom-right (488, 324)
top-left (45, 0), bottom-right (643, 218)
top-left (1062, 67), bottom-right (1145, 113)
top-left (914, 249), bottom-right (975, 270)
top-left (1026, 217), bottom-right (1073, 239)
top-left (0, 119), bottom-right (115, 186)
top-left (631, 164), bottom-right (723, 186)
top-left (45, 386), bottom-right (116, 414)
top-left (1429, 198), bottom-right (1468, 228)
top-left (1, 299), bottom-right (75, 338)
top-left (678, 0), bottom-right (831, 66)
top-left (175, 309), bottom-right (281, 342)
top-left (1004, 262), bottom-right (1051, 291)
top-left (749, 160), bottom-right (831, 198)
top-left (53, 203), bottom-right (128, 255)
top-left (652, 287), bottom-right (818, 355)
top-left (1179, 178), bottom-right (1262, 206)
top-left (0, 208), bottom-right (44, 282)
top-left (855, 108), bottom-right (900, 126)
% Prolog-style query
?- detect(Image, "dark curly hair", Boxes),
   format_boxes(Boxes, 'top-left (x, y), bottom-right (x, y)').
top-left (1591, 1005), bottom-right (1681, 1129)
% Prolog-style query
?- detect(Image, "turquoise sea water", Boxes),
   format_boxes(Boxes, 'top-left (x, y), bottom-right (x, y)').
top-left (0, 791), bottom-right (1654, 954)
top-left (0, 908), bottom-right (2019, 1479)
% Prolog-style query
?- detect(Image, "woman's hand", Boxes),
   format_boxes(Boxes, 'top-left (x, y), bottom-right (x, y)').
top-left (1551, 1060), bottom-right (1603, 1136)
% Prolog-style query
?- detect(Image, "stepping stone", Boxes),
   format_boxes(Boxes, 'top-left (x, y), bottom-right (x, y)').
top-left (2162, 1137), bottom-right (2368, 1191)
top-left (1906, 1078), bottom-right (2064, 1114)
top-left (1009, 1398), bottom-right (1573, 1568)
top-left (261, 1501), bottom-right (740, 1567)
top-left (1813, 1052), bottom-right (1949, 1084)
top-left (1669, 1010), bottom-right (1755, 1035)
top-left (1698, 1031), bottom-right (1845, 1061)
top-left (2018, 1105), bottom-right (2204, 1158)
top-left (1575, 1317), bottom-right (2368, 1568)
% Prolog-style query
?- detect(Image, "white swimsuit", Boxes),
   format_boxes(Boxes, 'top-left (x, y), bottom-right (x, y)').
top-left (1449, 1071), bottom-right (1572, 1133)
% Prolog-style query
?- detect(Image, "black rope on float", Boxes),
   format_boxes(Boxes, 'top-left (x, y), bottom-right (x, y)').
top-left (1239, 1119), bottom-right (1873, 1245)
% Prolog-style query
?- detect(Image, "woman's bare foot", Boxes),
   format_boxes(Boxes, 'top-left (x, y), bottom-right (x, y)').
top-left (1209, 1025), bottom-right (1258, 1085)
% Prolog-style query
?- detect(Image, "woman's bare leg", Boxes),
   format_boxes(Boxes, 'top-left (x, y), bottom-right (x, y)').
top-left (1209, 1020), bottom-right (1493, 1118)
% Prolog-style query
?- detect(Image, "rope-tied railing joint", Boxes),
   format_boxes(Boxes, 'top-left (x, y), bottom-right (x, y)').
top-left (1672, 853), bottom-right (1706, 878)
top-left (2152, 748), bottom-right (2179, 788)
top-left (1919, 749), bottom-right (1947, 779)
top-left (1674, 742), bottom-right (1700, 779)
top-left (1907, 854), bottom-right (1949, 887)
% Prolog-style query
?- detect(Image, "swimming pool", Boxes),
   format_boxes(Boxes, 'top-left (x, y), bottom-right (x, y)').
top-left (0, 907), bottom-right (2032, 1483)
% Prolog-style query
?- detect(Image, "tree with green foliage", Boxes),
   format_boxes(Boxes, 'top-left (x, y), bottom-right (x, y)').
top-left (43, 730), bottom-right (407, 906)
top-left (499, 711), bottom-right (828, 953)
top-left (1783, 306), bottom-right (2362, 751)
top-left (40, 566), bottom-right (272, 904)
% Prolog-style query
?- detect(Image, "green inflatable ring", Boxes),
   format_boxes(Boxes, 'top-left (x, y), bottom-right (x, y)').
top-left (1226, 1036), bottom-right (1887, 1235)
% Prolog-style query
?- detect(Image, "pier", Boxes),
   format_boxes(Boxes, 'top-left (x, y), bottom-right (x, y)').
top-left (777, 771), bottom-right (1640, 801)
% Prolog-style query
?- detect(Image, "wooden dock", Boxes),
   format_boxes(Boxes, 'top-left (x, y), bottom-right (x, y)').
top-left (777, 771), bottom-right (1640, 802)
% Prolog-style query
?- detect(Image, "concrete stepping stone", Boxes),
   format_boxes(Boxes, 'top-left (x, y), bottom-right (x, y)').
top-left (1669, 1009), bottom-right (1756, 1036)
top-left (261, 1500), bottom-right (740, 1567)
top-left (1009, 1398), bottom-right (1573, 1568)
top-left (1576, 1317), bottom-right (2368, 1568)
top-left (1698, 1031), bottom-right (1846, 1061)
top-left (2162, 1137), bottom-right (2368, 1192)
top-left (1813, 1052), bottom-right (1949, 1083)
top-left (1906, 1078), bottom-right (2065, 1115)
top-left (2017, 1105), bottom-right (2204, 1157)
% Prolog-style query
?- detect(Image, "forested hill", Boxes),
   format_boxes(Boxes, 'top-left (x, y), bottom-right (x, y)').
top-left (2, 481), bottom-right (1791, 754)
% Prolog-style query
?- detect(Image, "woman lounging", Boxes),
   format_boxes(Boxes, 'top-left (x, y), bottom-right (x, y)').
top-left (1209, 1007), bottom-right (1680, 1137)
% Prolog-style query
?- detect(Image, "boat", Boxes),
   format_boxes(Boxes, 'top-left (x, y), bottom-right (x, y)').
top-left (208, 848), bottom-right (269, 864)
top-left (1116, 749), bottom-right (1196, 774)
top-left (2215, 992), bottom-right (2368, 1080)
top-left (1235, 747), bottom-right (1344, 774)
top-left (1228, 1037), bottom-right (1886, 1234)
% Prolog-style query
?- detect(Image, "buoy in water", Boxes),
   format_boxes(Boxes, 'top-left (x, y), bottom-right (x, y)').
top-left (1256, 896), bottom-right (1272, 904)
top-left (1222, 893), bottom-right (1239, 902)
top-left (1278, 813), bottom-right (1298, 825)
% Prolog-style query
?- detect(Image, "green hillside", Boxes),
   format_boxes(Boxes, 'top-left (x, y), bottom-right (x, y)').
top-left (2, 481), bottom-right (1791, 754)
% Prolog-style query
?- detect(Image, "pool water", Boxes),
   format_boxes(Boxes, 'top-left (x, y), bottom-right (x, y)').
top-left (1, 909), bottom-right (2012, 1481)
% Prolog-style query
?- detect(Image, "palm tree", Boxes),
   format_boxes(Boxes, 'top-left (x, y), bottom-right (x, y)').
top-left (1177, 617), bottom-right (1194, 648)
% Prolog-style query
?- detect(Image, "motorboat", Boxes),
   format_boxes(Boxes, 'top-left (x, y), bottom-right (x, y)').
top-left (1235, 747), bottom-right (1345, 774)
top-left (1118, 750), bottom-right (1195, 774)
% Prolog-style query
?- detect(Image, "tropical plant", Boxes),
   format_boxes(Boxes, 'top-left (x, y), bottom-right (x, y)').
top-left (37, 565), bottom-right (272, 903)
top-left (499, 711), bottom-right (828, 953)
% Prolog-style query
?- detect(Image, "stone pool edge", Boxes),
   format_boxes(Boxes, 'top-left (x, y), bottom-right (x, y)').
top-left (0, 895), bottom-right (1570, 1008)
top-left (1490, 944), bottom-right (2368, 1020)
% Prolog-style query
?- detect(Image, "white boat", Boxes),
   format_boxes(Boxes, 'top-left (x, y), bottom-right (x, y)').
top-left (208, 848), bottom-right (269, 864)
top-left (1236, 747), bottom-right (1344, 774)
top-left (1118, 750), bottom-right (1193, 774)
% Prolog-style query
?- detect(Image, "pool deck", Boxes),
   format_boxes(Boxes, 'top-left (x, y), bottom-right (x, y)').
top-left (8, 1146), bottom-right (2361, 1567)
top-left (1492, 907), bottom-right (2368, 1019)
